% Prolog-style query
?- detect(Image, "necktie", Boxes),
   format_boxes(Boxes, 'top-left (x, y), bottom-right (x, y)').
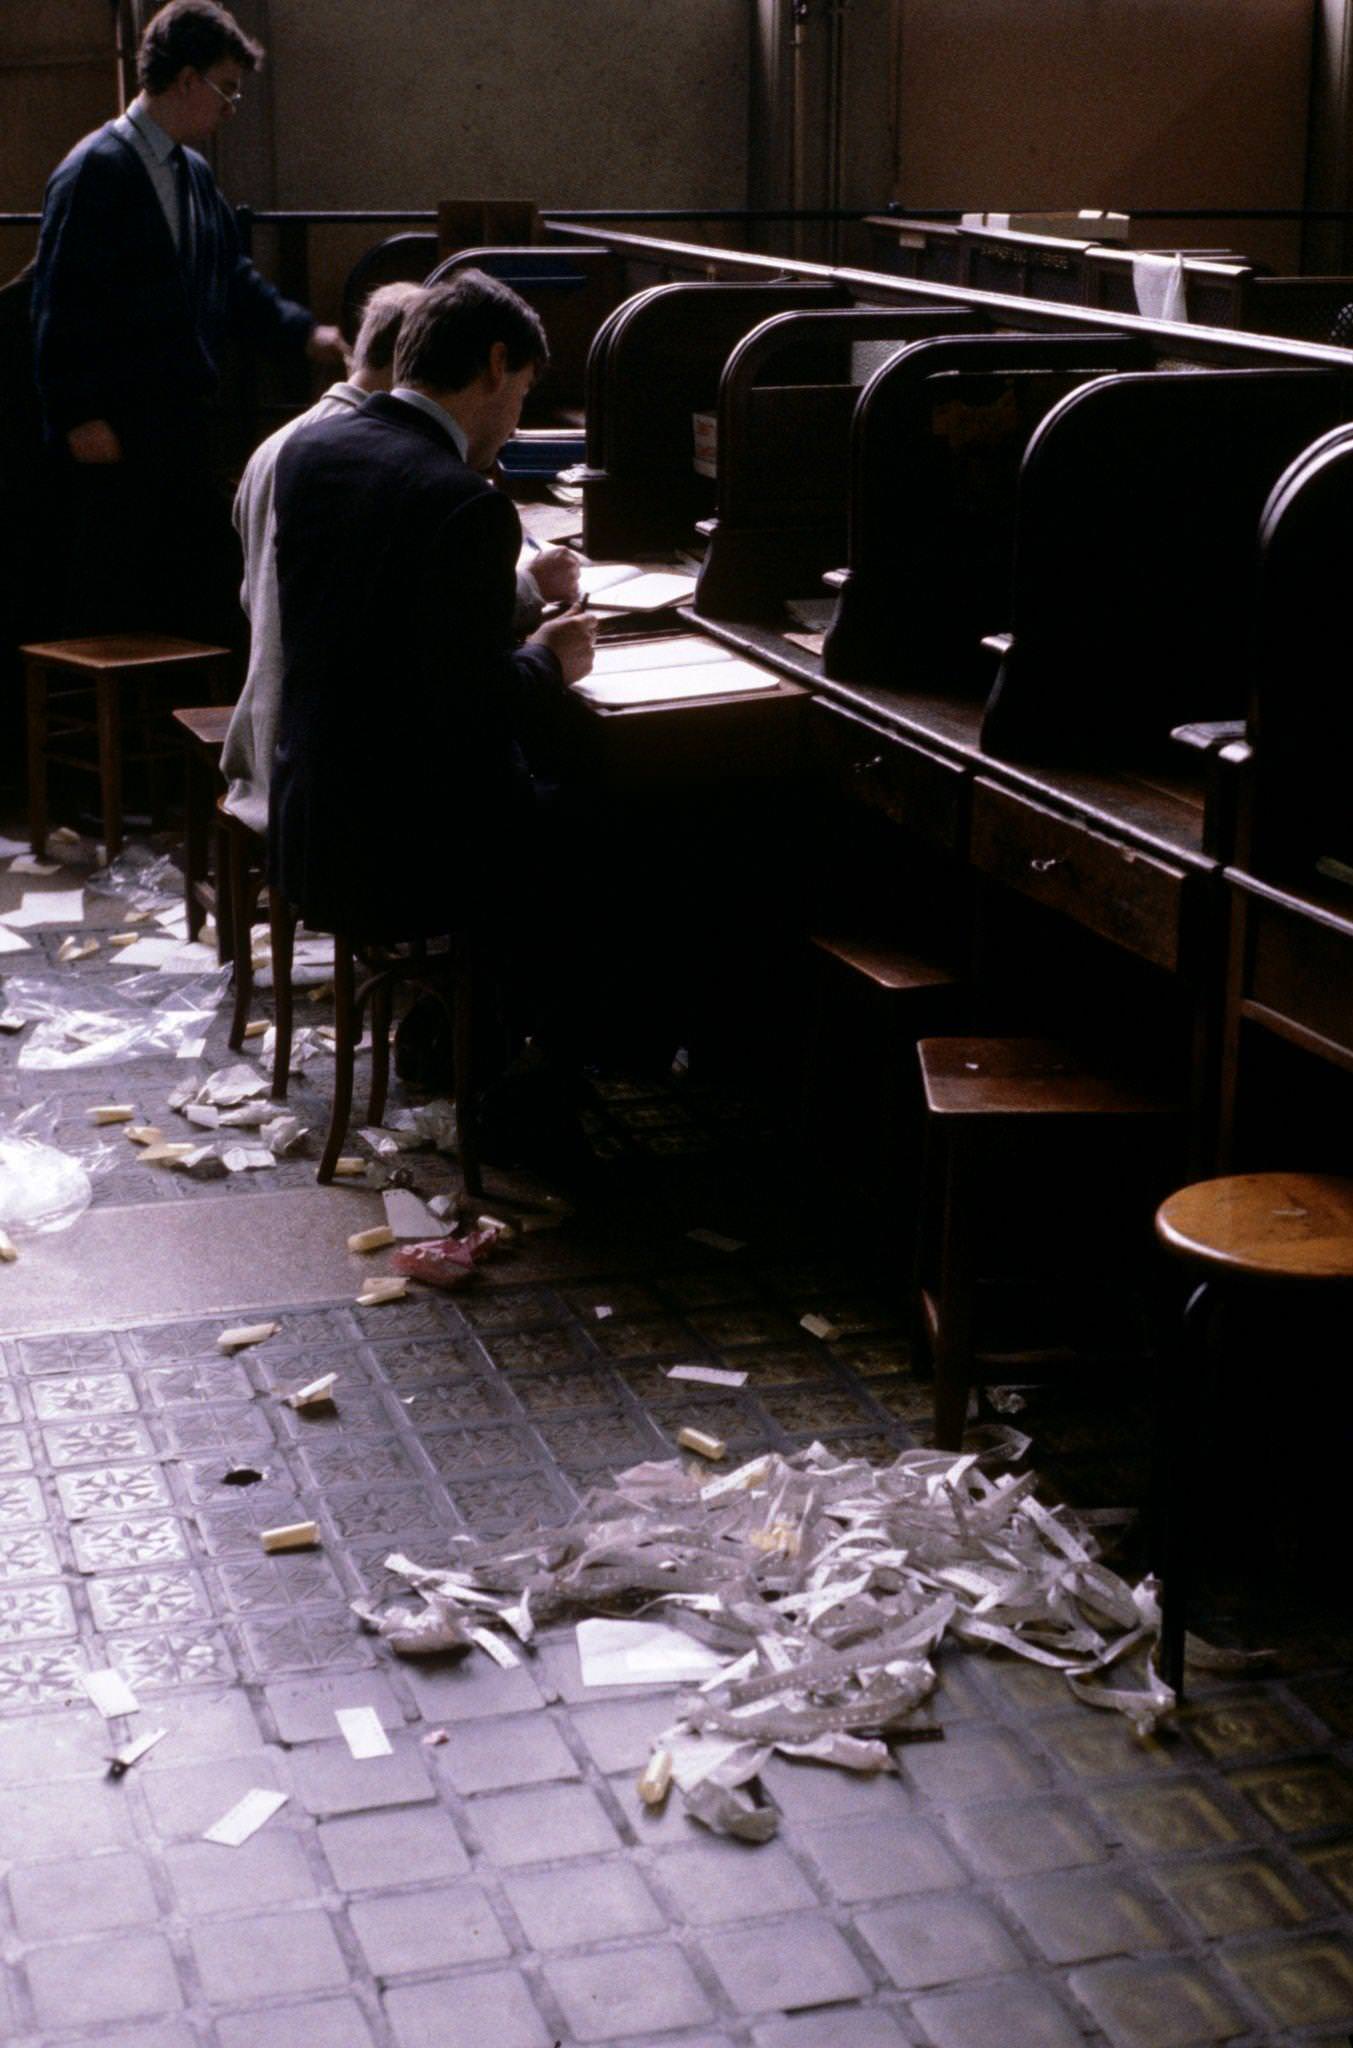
top-left (169, 145), bottom-right (195, 275)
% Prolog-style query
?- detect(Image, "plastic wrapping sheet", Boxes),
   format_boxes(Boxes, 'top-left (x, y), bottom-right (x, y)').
top-left (356, 1437), bottom-right (1183, 1839)
top-left (87, 846), bottom-right (183, 915)
top-left (0, 1099), bottom-right (118, 1234)
top-left (6, 971), bottom-right (228, 1069)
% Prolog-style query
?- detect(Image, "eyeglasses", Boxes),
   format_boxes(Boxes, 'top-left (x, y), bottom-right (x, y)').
top-left (203, 75), bottom-right (243, 109)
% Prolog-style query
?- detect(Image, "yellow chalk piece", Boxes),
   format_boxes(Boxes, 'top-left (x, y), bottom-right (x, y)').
top-left (56, 937), bottom-right (98, 963)
top-left (749, 1520), bottom-right (802, 1557)
top-left (260, 1521), bottom-right (319, 1553)
top-left (638, 1749), bottom-right (673, 1807)
top-left (217, 1321), bottom-right (280, 1353)
top-left (677, 1427), bottom-right (726, 1462)
top-left (125, 1126), bottom-right (163, 1146)
top-left (356, 1276), bottom-right (408, 1307)
top-left (799, 1312), bottom-right (840, 1342)
top-left (88, 1105), bottom-right (136, 1125)
top-left (0, 1229), bottom-right (17, 1263)
top-left (139, 1143), bottom-right (195, 1167)
top-left (108, 932), bottom-right (139, 949)
top-left (243, 1019), bottom-right (268, 1039)
top-left (347, 1225), bottom-right (394, 1254)
top-left (124, 907), bottom-right (153, 925)
top-left (332, 1157), bottom-right (366, 1177)
top-left (476, 1213), bottom-right (517, 1243)
top-left (306, 982), bottom-right (334, 1003)
top-left (286, 1372), bottom-right (337, 1410)
top-left (50, 825), bottom-right (81, 845)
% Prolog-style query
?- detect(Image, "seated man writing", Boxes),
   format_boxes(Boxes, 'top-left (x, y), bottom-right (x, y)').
top-left (270, 273), bottom-right (596, 1056)
top-left (225, 280), bottom-right (579, 833)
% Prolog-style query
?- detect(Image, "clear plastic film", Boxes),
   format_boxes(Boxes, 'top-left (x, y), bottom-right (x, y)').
top-left (354, 1436), bottom-right (1191, 1840)
top-left (86, 845), bottom-right (183, 915)
top-left (5, 970), bottom-right (228, 1070)
top-left (0, 1099), bottom-right (118, 1235)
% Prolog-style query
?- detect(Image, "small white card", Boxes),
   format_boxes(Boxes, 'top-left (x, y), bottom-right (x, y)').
top-left (82, 1667), bottom-right (139, 1718)
top-left (203, 1787), bottom-right (288, 1846)
top-left (335, 1706), bottom-right (393, 1759)
top-left (666, 1364), bottom-right (749, 1388)
top-left (383, 1189), bottom-right (445, 1239)
top-left (576, 1617), bottom-right (727, 1687)
top-left (0, 927), bottom-right (31, 955)
top-left (8, 855), bottom-right (61, 876)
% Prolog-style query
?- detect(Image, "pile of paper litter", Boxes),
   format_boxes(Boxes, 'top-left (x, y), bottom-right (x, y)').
top-left (355, 1436), bottom-right (1191, 1842)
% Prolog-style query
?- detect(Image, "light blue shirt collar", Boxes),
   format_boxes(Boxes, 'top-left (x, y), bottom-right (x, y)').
top-left (390, 386), bottom-right (469, 462)
top-left (124, 95), bottom-right (178, 165)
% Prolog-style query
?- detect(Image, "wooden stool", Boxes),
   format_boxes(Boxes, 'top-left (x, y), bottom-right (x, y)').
top-left (171, 706), bottom-right (232, 951)
top-left (270, 898), bottom-right (483, 1195)
top-left (916, 1037), bottom-right (1178, 1449)
top-left (1153, 1172), bottom-right (1353, 1694)
top-left (24, 635), bottom-right (231, 860)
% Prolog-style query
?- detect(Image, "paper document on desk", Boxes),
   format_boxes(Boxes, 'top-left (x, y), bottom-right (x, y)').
top-left (591, 636), bottom-right (735, 675)
top-left (578, 562), bottom-right (650, 599)
top-left (574, 657), bottom-right (779, 708)
top-left (589, 570), bottom-right (697, 611)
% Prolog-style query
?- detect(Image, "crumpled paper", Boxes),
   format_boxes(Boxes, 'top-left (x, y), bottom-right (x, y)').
top-left (354, 1436), bottom-right (1191, 1838)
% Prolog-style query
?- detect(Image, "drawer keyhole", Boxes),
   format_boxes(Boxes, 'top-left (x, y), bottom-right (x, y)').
top-left (1030, 855), bottom-right (1061, 874)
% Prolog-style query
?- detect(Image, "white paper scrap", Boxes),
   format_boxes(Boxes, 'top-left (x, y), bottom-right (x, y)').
top-left (108, 1727), bottom-right (168, 1774)
top-left (0, 834), bottom-right (30, 858)
top-left (471, 1625), bottom-right (520, 1669)
top-left (576, 1617), bottom-right (728, 1688)
top-left (0, 888), bottom-right (86, 929)
top-left (335, 1705), bottom-right (393, 1759)
top-left (383, 1188), bottom-right (445, 1239)
top-left (107, 935), bottom-right (178, 967)
top-left (203, 1787), bottom-right (288, 1847)
top-left (588, 569), bottom-right (697, 611)
top-left (8, 855), bottom-right (61, 876)
top-left (667, 1364), bottom-right (749, 1388)
top-left (0, 927), bottom-right (31, 954)
top-left (82, 1667), bottom-right (139, 1718)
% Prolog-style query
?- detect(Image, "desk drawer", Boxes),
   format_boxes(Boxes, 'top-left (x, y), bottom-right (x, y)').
top-left (971, 779), bottom-right (1186, 972)
top-left (1246, 893), bottom-right (1353, 1067)
top-left (811, 704), bottom-right (966, 853)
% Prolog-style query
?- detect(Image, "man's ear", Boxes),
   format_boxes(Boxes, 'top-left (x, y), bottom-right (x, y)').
top-left (485, 339), bottom-right (509, 390)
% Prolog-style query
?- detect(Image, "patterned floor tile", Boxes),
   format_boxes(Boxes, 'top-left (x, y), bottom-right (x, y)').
top-left (55, 1461), bottom-right (172, 1519)
top-left (0, 1581), bottom-right (77, 1641)
top-left (215, 1551), bottom-right (347, 1614)
top-left (70, 1512), bottom-right (189, 1571)
top-left (42, 1417), bottom-right (157, 1466)
top-left (0, 1639), bottom-right (88, 1708)
top-left (31, 1371), bottom-right (139, 1417)
top-left (104, 1624), bottom-right (236, 1690)
top-left (0, 1527), bottom-right (63, 1582)
top-left (0, 1477), bottom-right (46, 1529)
top-left (0, 1426), bottom-right (33, 1472)
top-left (240, 1605), bottom-right (378, 1676)
top-left (159, 1403), bottom-right (277, 1455)
top-left (15, 1331), bottom-right (127, 1376)
top-left (142, 1359), bottom-right (254, 1406)
top-left (88, 1569), bottom-right (213, 1631)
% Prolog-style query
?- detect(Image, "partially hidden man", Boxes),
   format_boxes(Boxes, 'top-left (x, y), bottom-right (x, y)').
top-left (269, 272), bottom-right (596, 956)
top-left (31, 0), bottom-right (344, 641)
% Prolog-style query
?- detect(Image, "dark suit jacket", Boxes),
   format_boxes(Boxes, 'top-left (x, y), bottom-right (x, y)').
top-left (31, 120), bottom-right (311, 451)
top-left (270, 393), bottom-right (562, 936)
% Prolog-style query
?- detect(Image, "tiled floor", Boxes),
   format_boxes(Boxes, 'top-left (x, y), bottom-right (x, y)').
top-left (1, 850), bottom-right (1351, 2045)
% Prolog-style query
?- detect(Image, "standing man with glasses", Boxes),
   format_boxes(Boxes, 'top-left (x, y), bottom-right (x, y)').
top-left (32, 0), bottom-right (345, 641)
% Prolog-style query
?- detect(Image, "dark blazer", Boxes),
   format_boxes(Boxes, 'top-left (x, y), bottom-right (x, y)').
top-left (31, 120), bottom-right (311, 449)
top-left (270, 393), bottom-right (562, 936)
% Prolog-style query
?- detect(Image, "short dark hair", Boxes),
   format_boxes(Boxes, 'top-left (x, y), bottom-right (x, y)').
top-left (393, 273), bottom-right (549, 393)
top-left (138, 0), bottom-right (264, 94)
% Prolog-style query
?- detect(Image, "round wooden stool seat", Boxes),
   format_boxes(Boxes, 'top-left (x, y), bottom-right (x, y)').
top-left (1155, 1173), bottom-right (1353, 1282)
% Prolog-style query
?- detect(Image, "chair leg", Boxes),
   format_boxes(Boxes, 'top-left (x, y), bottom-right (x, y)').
top-left (25, 660), bottom-right (49, 858)
top-left (318, 937), bottom-right (357, 1184)
top-left (368, 969), bottom-right (393, 1128)
top-left (226, 825), bottom-right (256, 1051)
top-left (454, 938), bottom-right (483, 1200)
top-left (95, 672), bottom-right (123, 861)
top-left (1156, 1277), bottom-right (1214, 1703)
top-left (212, 807), bottom-right (234, 964)
top-left (270, 896), bottom-right (297, 1100)
top-left (932, 1135), bottom-right (976, 1451)
top-left (184, 755), bottom-right (207, 943)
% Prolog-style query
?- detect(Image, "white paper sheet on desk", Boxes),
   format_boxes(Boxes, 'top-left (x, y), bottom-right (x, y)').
top-left (578, 562), bottom-right (650, 599)
top-left (589, 570), bottom-right (697, 611)
top-left (0, 889), bottom-right (85, 929)
top-left (591, 637), bottom-right (735, 675)
top-left (574, 659), bottom-right (780, 708)
top-left (576, 1617), bottom-right (728, 1687)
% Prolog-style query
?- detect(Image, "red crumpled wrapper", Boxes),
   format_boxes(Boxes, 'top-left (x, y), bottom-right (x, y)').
top-left (391, 1227), bottom-right (500, 1289)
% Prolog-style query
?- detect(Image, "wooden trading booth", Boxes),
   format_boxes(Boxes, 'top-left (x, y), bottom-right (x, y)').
top-left (430, 215), bottom-right (1353, 1455)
